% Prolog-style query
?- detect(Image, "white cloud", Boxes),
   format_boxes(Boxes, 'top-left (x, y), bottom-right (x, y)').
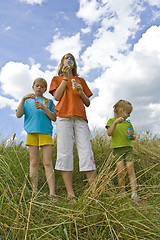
top-left (146, 0), bottom-right (160, 8)
top-left (0, 96), bottom-right (18, 110)
top-left (77, 0), bottom-right (142, 26)
top-left (78, 0), bottom-right (141, 74)
top-left (18, 0), bottom-right (45, 4)
top-left (5, 26), bottom-right (11, 31)
top-left (81, 27), bottom-right (91, 34)
top-left (0, 61), bottom-right (56, 110)
top-left (87, 25), bottom-right (160, 136)
top-left (46, 33), bottom-right (83, 62)
top-left (76, 0), bottom-right (107, 25)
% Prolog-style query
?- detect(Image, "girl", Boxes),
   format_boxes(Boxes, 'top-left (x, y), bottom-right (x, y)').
top-left (16, 78), bottom-right (57, 199)
top-left (49, 53), bottom-right (96, 199)
top-left (106, 100), bottom-right (139, 204)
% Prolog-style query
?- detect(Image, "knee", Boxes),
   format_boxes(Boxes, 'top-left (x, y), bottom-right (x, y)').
top-left (43, 159), bottom-right (53, 169)
top-left (30, 158), bottom-right (39, 168)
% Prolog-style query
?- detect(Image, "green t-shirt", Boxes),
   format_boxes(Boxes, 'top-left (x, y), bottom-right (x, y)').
top-left (106, 117), bottom-right (134, 148)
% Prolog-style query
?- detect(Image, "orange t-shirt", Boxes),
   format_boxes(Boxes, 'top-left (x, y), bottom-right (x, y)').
top-left (49, 76), bottom-right (93, 121)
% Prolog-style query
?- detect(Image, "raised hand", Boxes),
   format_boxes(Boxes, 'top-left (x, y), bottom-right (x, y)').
top-left (23, 93), bottom-right (36, 100)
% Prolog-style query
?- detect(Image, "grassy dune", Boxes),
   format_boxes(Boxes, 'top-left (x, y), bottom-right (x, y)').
top-left (0, 132), bottom-right (160, 239)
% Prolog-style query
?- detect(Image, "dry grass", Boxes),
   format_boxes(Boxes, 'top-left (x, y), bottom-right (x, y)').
top-left (0, 132), bottom-right (160, 239)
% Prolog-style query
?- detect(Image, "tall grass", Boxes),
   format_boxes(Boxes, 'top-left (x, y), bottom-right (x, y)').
top-left (0, 132), bottom-right (159, 239)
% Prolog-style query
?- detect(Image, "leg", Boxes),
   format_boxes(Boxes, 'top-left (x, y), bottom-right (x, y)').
top-left (85, 170), bottom-right (97, 185)
top-left (74, 119), bottom-right (96, 176)
top-left (55, 117), bottom-right (75, 197)
top-left (42, 145), bottom-right (55, 196)
top-left (61, 171), bottom-right (75, 197)
top-left (116, 160), bottom-right (126, 192)
top-left (29, 146), bottom-right (39, 193)
top-left (126, 161), bottom-right (137, 194)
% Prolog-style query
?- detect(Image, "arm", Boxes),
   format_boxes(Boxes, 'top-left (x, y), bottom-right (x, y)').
top-left (34, 101), bottom-right (56, 122)
top-left (16, 93), bottom-right (35, 118)
top-left (107, 117), bottom-right (124, 136)
top-left (53, 80), bottom-right (67, 101)
top-left (74, 82), bottom-right (90, 107)
top-left (42, 105), bottom-right (56, 122)
top-left (53, 65), bottom-right (70, 101)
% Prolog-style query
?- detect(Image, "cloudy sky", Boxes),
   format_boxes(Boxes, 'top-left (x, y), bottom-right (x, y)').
top-left (0, 0), bottom-right (160, 143)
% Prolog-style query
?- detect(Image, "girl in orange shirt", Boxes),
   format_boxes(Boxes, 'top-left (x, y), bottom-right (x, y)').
top-left (49, 53), bottom-right (96, 199)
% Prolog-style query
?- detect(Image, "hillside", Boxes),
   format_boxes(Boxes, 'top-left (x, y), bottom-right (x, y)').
top-left (0, 132), bottom-right (160, 239)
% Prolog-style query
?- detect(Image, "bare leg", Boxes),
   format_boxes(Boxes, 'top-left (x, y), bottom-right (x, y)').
top-left (29, 146), bottom-right (39, 193)
top-left (85, 170), bottom-right (97, 185)
top-left (61, 171), bottom-right (75, 198)
top-left (126, 161), bottom-right (137, 194)
top-left (42, 145), bottom-right (55, 196)
top-left (116, 160), bottom-right (126, 192)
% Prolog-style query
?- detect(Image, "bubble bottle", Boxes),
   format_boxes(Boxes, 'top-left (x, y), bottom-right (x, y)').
top-left (68, 58), bottom-right (74, 67)
top-left (34, 98), bottom-right (39, 109)
top-left (71, 79), bottom-right (76, 90)
top-left (127, 127), bottom-right (132, 139)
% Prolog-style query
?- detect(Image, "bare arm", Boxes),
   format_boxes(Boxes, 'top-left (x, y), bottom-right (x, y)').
top-left (53, 80), bottom-right (68, 101)
top-left (74, 82), bottom-right (90, 107)
top-left (35, 101), bottom-right (56, 122)
top-left (53, 65), bottom-right (70, 101)
top-left (16, 93), bottom-right (35, 118)
top-left (107, 117), bottom-right (124, 136)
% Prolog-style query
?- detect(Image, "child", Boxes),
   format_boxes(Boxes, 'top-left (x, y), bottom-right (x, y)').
top-left (49, 53), bottom-right (96, 199)
top-left (16, 78), bottom-right (57, 199)
top-left (106, 100), bottom-right (139, 204)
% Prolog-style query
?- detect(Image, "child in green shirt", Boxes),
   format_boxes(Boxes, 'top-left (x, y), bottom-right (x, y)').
top-left (106, 100), bottom-right (139, 204)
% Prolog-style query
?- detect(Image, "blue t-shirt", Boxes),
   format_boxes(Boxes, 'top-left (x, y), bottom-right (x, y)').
top-left (23, 98), bottom-right (56, 135)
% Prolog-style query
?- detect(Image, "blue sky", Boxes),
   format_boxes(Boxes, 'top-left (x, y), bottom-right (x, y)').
top-left (0, 0), bottom-right (160, 143)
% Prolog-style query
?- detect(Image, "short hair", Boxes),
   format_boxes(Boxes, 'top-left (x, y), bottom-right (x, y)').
top-left (114, 100), bottom-right (133, 116)
top-left (58, 53), bottom-right (78, 76)
top-left (33, 78), bottom-right (47, 89)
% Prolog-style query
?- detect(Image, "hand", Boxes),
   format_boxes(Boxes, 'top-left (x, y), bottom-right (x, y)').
top-left (74, 82), bottom-right (83, 94)
top-left (115, 117), bottom-right (124, 124)
top-left (23, 93), bottom-right (36, 100)
top-left (34, 100), bottom-right (44, 110)
top-left (62, 65), bottom-right (70, 79)
top-left (128, 129), bottom-right (134, 137)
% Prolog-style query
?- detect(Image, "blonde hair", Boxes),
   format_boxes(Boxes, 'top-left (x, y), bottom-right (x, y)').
top-left (113, 100), bottom-right (133, 117)
top-left (58, 53), bottom-right (78, 76)
top-left (33, 78), bottom-right (49, 107)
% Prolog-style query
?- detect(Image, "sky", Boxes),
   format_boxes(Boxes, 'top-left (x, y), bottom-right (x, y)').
top-left (0, 0), bottom-right (160, 143)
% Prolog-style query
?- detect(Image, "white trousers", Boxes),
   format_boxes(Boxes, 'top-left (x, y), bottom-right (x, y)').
top-left (55, 117), bottom-right (96, 171)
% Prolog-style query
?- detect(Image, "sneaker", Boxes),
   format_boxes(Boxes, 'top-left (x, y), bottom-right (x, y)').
top-left (67, 196), bottom-right (77, 203)
top-left (48, 195), bottom-right (58, 203)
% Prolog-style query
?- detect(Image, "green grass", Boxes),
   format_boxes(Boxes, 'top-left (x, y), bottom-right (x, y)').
top-left (0, 132), bottom-right (160, 239)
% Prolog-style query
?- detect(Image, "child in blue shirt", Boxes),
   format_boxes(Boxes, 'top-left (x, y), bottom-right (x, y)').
top-left (16, 78), bottom-right (57, 199)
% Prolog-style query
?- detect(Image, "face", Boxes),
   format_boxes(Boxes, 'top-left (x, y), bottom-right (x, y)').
top-left (63, 54), bottom-right (74, 67)
top-left (121, 109), bottom-right (130, 120)
top-left (32, 82), bottom-right (46, 96)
